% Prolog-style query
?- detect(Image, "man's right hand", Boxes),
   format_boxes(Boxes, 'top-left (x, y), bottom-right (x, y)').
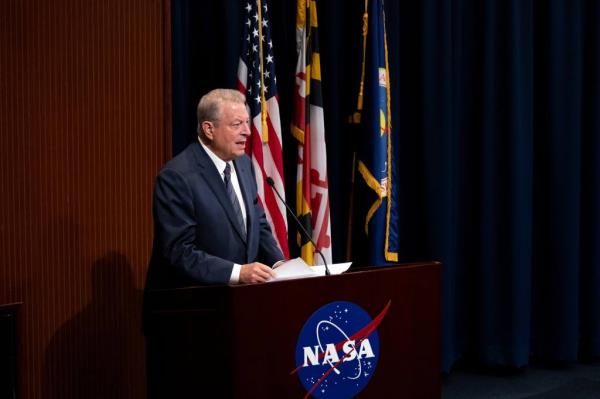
top-left (239, 262), bottom-right (276, 284)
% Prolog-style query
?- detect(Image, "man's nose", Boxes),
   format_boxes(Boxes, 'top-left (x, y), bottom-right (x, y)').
top-left (242, 121), bottom-right (251, 136)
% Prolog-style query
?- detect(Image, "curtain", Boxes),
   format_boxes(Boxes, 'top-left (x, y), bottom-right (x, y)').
top-left (171, 0), bottom-right (600, 372)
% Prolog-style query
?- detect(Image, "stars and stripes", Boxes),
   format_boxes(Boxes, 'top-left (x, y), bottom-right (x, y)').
top-left (291, 0), bottom-right (332, 265)
top-left (237, 0), bottom-right (290, 258)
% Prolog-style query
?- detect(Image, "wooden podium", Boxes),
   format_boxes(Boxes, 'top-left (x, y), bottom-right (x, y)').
top-left (145, 262), bottom-right (441, 398)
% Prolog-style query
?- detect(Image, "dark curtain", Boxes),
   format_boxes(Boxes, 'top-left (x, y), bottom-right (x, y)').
top-left (171, 0), bottom-right (600, 372)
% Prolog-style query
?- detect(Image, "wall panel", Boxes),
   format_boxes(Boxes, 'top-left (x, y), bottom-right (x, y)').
top-left (0, 0), bottom-right (171, 397)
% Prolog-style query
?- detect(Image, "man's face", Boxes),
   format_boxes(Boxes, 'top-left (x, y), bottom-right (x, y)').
top-left (204, 101), bottom-right (251, 161)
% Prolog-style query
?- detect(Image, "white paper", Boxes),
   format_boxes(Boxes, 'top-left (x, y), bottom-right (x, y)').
top-left (270, 258), bottom-right (352, 281)
top-left (271, 257), bottom-right (319, 281)
top-left (312, 262), bottom-right (352, 276)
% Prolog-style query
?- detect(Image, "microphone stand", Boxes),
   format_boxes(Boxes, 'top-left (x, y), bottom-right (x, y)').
top-left (266, 177), bottom-right (331, 276)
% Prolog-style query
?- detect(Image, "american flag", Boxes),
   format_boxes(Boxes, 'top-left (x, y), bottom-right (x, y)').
top-left (237, 0), bottom-right (289, 258)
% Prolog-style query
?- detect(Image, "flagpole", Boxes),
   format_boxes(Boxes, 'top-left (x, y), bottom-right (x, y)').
top-left (256, 0), bottom-right (269, 143)
top-left (346, 151), bottom-right (356, 260)
top-left (346, 0), bottom-right (369, 261)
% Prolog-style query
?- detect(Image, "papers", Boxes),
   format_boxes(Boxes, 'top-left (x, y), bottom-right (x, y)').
top-left (312, 262), bottom-right (352, 276)
top-left (271, 258), bottom-right (352, 282)
top-left (272, 258), bottom-right (318, 281)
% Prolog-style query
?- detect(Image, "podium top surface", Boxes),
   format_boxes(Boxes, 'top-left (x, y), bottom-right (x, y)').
top-left (146, 261), bottom-right (441, 312)
top-left (148, 261), bottom-right (440, 294)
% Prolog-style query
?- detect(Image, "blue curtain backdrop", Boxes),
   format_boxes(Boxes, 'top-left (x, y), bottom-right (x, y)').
top-left (171, 0), bottom-right (600, 372)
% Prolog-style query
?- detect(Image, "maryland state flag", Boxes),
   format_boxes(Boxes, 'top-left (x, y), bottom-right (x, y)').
top-left (352, 0), bottom-right (399, 264)
top-left (291, 0), bottom-right (332, 265)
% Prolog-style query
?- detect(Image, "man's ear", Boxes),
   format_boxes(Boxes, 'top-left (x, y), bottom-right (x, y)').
top-left (201, 121), bottom-right (214, 140)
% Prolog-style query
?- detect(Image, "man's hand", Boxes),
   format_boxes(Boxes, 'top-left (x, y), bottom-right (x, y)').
top-left (239, 262), bottom-right (276, 284)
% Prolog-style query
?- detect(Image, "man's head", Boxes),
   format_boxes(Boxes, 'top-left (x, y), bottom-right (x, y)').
top-left (197, 89), bottom-right (250, 162)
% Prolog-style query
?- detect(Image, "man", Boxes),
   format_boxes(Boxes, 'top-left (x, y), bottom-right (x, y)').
top-left (146, 89), bottom-right (284, 287)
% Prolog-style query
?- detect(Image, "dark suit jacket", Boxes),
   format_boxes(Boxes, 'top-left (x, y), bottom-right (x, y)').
top-left (146, 141), bottom-right (284, 288)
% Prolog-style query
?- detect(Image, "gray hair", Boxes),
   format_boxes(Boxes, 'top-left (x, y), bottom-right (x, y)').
top-left (197, 89), bottom-right (247, 135)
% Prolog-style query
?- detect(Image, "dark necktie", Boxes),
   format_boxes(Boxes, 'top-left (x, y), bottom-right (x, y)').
top-left (223, 163), bottom-right (246, 240)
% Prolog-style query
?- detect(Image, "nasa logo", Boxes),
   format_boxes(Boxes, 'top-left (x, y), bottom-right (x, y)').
top-left (293, 300), bottom-right (391, 398)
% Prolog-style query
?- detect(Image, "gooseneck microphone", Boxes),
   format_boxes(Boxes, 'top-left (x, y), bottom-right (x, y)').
top-left (266, 177), bottom-right (331, 276)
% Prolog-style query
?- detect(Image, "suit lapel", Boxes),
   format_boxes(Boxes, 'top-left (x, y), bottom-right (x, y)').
top-left (193, 142), bottom-right (247, 243)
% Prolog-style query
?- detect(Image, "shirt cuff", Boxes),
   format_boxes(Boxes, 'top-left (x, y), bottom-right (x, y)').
top-left (229, 263), bottom-right (241, 284)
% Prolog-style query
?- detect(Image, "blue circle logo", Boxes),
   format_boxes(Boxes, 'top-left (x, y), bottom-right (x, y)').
top-left (293, 301), bottom-right (390, 398)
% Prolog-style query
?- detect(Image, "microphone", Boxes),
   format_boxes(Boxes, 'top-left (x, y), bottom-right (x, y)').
top-left (266, 177), bottom-right (331, 276)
